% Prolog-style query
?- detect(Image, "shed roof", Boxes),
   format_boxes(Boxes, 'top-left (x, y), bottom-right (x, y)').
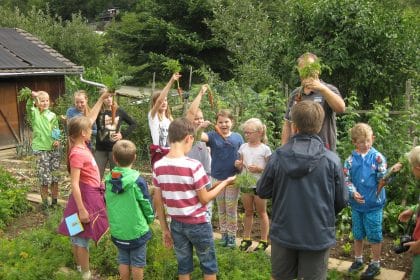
top-left (0, 28), bottom-right (83, 77)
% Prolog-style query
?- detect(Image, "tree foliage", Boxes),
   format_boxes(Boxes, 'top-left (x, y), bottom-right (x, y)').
top-left (104, 0), bottom-right (232, 86)
top-left (210, 0), bottom-right (419, 107)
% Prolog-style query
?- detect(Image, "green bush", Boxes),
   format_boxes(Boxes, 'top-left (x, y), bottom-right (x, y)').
top-left (0, 167), bottom-right (31, 230)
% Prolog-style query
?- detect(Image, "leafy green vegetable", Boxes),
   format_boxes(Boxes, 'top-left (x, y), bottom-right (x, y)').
top-left (162, 59), bottom-right (182, 74)
top-left (17, 87), bottom-right (32, 102)
top-left (297, 58), bottom-right (322, 79)
top-left (235, 172), bottom-right (257, 193)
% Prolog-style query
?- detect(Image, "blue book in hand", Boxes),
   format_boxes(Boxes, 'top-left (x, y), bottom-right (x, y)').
top-left (65, 213), bottom-right (84, 236)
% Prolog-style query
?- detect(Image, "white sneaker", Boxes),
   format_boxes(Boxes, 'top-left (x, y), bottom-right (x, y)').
top-left (82, 271), bottom-right (91, 280)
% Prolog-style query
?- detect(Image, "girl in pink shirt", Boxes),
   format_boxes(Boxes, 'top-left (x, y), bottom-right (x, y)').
top-left (58, 91), bottom-right (110, 280)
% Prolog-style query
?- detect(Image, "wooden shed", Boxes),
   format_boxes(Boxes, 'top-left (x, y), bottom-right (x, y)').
top-left (0, 28), bottom-right (83, 152)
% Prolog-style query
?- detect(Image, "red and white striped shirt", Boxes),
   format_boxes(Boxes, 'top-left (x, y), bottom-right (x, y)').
top-left (153, 156), bottom-right (211, 224)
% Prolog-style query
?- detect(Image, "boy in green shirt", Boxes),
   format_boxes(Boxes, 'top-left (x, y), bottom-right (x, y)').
top-left (26, 90), bottom-right (61, 209)
top-left (105, 140), bottom-right (154, 280)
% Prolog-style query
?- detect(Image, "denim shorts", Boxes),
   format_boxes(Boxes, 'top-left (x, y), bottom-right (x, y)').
top-left (170, 219), bottom-right (218, 275)
top-left (70, 236), bottom-right (90, 249)
top-left (117, 243), bottom-right (147, 267)
top-left (352, 209), bottom-right (383, 243)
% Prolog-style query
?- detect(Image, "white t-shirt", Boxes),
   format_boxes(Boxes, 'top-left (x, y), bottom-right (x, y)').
top-left (148, 111), bottom-right (171, 147)
top-left (238, 143), bottom-right (272, 186)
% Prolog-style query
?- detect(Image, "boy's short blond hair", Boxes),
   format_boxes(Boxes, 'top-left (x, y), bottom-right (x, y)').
top-left (408, 146), bottom-right (420, 168)
top-left (291, 100), bottom-right (324, 134)
top-left (112, 140), bottom-right (136, 167)
top-left (350, 123), bottom-right (373, 142)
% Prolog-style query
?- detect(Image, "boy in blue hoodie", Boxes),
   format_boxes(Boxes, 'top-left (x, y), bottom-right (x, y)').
top-left (105, 140), bottom-right (154, 280)
top-left (344, 123), bottom-right (401, 279)
top-left (257, 100), bottom-right (348, 280)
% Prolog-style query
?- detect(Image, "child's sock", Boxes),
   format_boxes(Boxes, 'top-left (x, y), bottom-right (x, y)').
top-left (76, 265), bottom-right (82, 272)
top-left (355, 256), bottom-right (363, 263)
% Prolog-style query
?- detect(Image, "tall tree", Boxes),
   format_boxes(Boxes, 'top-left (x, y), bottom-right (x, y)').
top-left (104, 0), bottom-right (232, 85)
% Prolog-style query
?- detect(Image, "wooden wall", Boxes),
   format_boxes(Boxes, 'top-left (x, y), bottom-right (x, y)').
top-left (0, 76), bottom-right (65, 149)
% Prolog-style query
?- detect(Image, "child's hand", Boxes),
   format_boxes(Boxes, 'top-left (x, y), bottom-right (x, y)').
top-left (99, 90), bottom-right (113, 101)
top-left (162, 229), bottom-right (173, 248)
top-left (405, 240), bottom-right (420, 255)
top-left (31, 91), bottom-right (39, 98)
top-left (224, 175), bottom-right (236, 186)
top-left (172, 73), bottom-right (182, 81)
top-left (391, 162), bottom-right (403, 173)
top-left (78, 208), bottom-right (90, 224)
top-left (234, 160), bottom-right (243, 169)
top-left (398, 209), bottom-right (414, 222)
top-left (247, 164), bottom-right (262, 173)
top-left (200, 84), bottom-right (209, 95)
top-left (199, 120), bottom-right (211, 129)
top-left (353, 191), bottom-right (365, 204)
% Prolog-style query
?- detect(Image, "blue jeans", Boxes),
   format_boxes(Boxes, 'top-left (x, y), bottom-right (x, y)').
top-left (117, 243), bottom-right (147, 267)
top-left (170, 219), bottom-right (218, 275)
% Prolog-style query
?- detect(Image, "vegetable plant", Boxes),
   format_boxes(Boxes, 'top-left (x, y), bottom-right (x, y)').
top-left (162, 59), bottom-right (183, 101)
top-left (18, 87), bottom-right (32, 102)
top-left (235, 172), bottom-right (257, 193)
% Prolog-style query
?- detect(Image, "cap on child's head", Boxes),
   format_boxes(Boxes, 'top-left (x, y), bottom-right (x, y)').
top-left (112, 140), bottom-right (136, 167)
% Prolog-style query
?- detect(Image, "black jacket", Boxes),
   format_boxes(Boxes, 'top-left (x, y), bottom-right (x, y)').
top-left (256, 134), bottom-right (348, 250)
top-left (96, 108), bottom-right (137, 151)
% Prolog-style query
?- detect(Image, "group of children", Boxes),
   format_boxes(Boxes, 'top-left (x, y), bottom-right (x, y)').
top-left (26, 77), bottom-right (420, 279)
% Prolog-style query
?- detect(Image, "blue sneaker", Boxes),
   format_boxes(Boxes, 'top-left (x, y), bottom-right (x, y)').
top-left (348, 261), bottom-right (364, 273)
top-left (226, 235), bottom-right (236, 248)
top-left (361, 263), bottom-right (380, 280)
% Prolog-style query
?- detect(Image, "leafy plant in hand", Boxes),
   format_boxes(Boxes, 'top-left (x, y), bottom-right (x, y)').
top-left (17, 87), bottom-right (32, 102)
top-left (235, 171), bottom-right (257, 193)
top-left (162, 59), bottom-right (183, 101)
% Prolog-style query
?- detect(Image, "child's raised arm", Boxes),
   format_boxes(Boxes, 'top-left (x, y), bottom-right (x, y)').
top-left (87, 89), bottom-right (112, 126)
top-left (150, 73), bottom-right (181, 117)
top-left (185, 84), bottom-right (208, 121)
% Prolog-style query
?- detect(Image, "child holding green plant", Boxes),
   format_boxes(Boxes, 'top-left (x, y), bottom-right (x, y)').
top-left (26, 90), bottom-right (61, 209)
top-left (281, 52), bottom-right (345, 152)
top-left (398, 146), bottom-right (420, 280)
top-left (344, 123), bottom-right (402, 278)
top-left (148, 73), bottom-right (181, 167)
top-left (95, 88), bottom-right (137, 180)
top-left (201, 109), bottom-right (244, 248)
top-left (234, 118), bottom-right (271, 252)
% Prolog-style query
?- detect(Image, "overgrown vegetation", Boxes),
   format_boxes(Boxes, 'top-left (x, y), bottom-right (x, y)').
top-left (0, 167), bottom-right (30, 230)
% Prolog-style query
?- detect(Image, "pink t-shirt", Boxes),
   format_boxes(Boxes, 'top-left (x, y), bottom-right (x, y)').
top-left (69, 145), bottom-right (101, 187)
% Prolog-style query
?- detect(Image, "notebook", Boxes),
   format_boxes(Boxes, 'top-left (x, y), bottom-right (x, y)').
top-left (65, 213), bottom-right (84, 236)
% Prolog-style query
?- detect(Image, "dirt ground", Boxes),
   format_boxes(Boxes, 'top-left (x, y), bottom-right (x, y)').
top-left (0, 157), bottom-right (413, 278)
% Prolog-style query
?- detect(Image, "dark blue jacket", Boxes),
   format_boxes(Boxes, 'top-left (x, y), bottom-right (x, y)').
top-left (256, 134), bottom-right (348, 250)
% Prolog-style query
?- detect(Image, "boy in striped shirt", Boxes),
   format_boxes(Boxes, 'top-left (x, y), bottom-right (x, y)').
top-left (153, 117), bottom-right (236, 280)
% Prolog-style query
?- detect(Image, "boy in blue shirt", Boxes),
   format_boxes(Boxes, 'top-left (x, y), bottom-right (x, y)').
top-left (344, 123), bottom-right (401, 279)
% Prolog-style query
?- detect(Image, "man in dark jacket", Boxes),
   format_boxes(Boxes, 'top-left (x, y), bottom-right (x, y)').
top-left (257, 100), bottom-right (348, 280)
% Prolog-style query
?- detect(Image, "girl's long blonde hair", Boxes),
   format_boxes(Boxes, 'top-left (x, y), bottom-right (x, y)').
top-left (241, 118), bottom-right (268, 144)
top-left (74, 90), bottom-right (91, 116)
top-left (151, 90), bottom-right (173, 121)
